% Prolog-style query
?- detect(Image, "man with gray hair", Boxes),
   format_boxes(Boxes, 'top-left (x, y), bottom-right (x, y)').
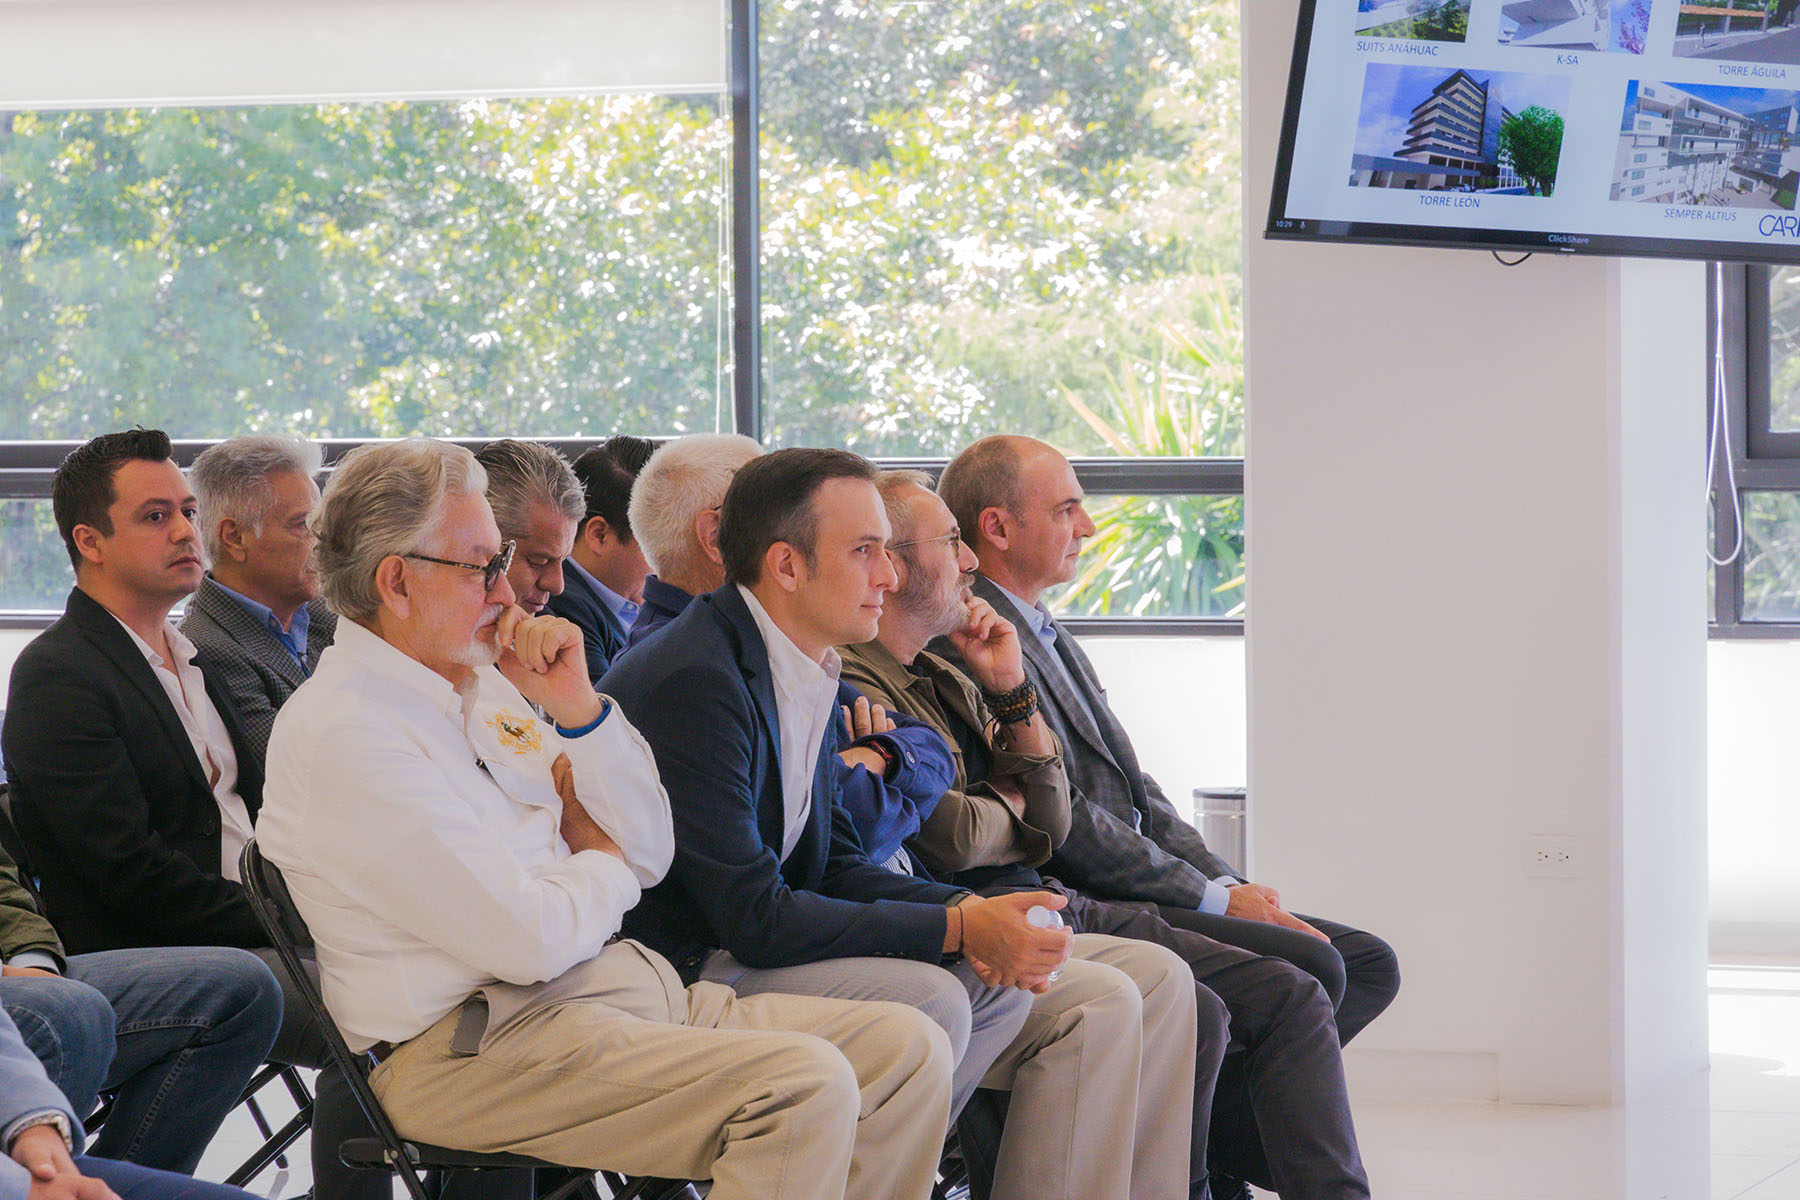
top-left (258, 439), bottom-right (954, 1200)
top-left (474, 440), bottom-right (587, 618)
top-left (624, 433), bottom-right (764, 647)
top-left (183, 435), bottom-right (337, 764)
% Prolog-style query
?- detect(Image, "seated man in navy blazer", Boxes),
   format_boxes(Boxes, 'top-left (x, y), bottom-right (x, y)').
top-left (603, 448), bottom-right (1200, 1200)
top-left (547, 436), bottom-right (656, 680)
top-left (619, 434), bottom-right (956, 864)
top-left (182, 436), bottom-right (337, 765)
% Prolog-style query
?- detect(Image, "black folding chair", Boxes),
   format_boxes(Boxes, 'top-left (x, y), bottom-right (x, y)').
top-left (238, 841), bottom-right (692, 1200)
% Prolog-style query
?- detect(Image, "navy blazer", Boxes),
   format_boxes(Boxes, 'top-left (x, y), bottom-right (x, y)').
top-left (545, 562), bottom-right (630, 685)
top-left (620, 577), bottom-right (957, 865)
top-left (1, 588), bottom-right (266, 953)
top-left (603, 584), bottom-right (961, 981)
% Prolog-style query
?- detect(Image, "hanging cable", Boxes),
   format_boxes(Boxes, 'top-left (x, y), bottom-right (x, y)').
top-left (1707, 259), bottom-right (1745, 568)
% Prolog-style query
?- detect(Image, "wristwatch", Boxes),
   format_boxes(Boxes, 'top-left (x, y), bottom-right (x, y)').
top-left (6, 1110), bottom-right (73, 1155)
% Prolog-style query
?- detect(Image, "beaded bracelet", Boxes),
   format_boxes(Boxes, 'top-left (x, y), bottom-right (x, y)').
top-left (983, 678), bottom-right (1040, 725)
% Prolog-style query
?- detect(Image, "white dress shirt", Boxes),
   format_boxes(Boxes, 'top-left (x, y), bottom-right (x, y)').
top-left (735, 585), bottom-right (842, 863)
top-left (256, 618), bottom-right (674, 1051)
top-left (112, 616), bottom-right (255, 881)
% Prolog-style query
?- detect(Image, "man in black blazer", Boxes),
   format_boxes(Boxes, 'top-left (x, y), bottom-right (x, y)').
top-left (548, 436), bottom-right (656, 682)
top-left (936, 435), bottom-right (1402, 1051)
top-left (3, 433), bottom-right (268, 957)
top-left (0, 430), bottom-right (391, 1200)
top-left (182, 436), bottom-right (337, 765)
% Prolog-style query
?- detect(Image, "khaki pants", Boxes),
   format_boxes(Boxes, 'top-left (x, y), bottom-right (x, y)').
top-left (978, 933), bottom-right (1198, 1200)
top-left (369, 942), bottom-right (952, 1200)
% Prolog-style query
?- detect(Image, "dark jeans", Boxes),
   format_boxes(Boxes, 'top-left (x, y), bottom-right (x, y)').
top-left (77, 1156), bottom-right (256, 1200)
top-left (1152, 907), bottom-right (1402, 1046)
top-left (2, 947), bottom-right (283, 1174)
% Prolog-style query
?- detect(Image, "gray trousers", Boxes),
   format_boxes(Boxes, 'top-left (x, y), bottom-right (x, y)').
top-left (698, 952), bottom-right (1029, 1121)
top-left (701, 940), bottom-right (1196, 1200)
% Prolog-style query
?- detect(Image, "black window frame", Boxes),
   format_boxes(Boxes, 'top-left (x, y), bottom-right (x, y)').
top-left (0, 1), bottom-right (1246, 638)
top-left (1711, 262), bottom-right (1800, 638)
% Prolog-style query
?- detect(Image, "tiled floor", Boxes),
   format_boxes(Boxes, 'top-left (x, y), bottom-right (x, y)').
top-left (193, 966), bottom-right (1800, 1200)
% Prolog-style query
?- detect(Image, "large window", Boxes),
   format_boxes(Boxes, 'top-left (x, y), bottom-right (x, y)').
top-left (1710, 264), bottom-right (1800, 635)
top-left (0, 97), bottom-right (732, 442)
top-left (0, 0), bottom-right (1245, 627)
top-left (757, 0), bottom-right (1245, 622)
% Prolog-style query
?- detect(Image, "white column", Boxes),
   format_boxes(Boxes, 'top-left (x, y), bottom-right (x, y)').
top-left (1242, 1), bottom-right (1708, 1104)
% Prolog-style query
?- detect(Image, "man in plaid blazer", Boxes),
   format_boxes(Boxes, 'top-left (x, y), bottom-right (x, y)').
top-left (934, 436), bottom-right (1400, 1050)
top-left (181, 436), bottom-right (336, 766)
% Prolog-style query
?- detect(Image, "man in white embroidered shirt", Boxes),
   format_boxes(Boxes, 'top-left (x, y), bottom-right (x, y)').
top-left (256, 439), bottom-right (951, 1200)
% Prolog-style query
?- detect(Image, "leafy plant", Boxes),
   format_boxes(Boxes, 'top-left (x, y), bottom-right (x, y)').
top-left (1050, 277), bottom-right (1245, 618)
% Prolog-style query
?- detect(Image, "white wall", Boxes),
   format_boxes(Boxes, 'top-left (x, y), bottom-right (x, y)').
top-left (1709, 639), bottom-right (1800, 958)
top-left (1244, 3), bottom-right (1708, 1105)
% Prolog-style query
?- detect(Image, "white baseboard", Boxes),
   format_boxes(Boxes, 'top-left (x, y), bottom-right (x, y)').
top-left (1342, 1048), bottom-right (1500, 1103)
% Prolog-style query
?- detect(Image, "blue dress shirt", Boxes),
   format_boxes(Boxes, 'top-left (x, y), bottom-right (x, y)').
top-left (210, 578), bottom-right (311, 671)
top-left (565, 558), bottom-right (640, 630)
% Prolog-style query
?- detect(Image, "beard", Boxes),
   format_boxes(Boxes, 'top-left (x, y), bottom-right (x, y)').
top-left (446, 604), bottom-right (506, 669)
top-left (897, 558), bottom-right (973, 640)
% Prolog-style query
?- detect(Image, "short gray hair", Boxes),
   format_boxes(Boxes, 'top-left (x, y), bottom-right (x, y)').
top-left (628, 434), bottom-right (762, 583)
top-left (188, 436), bottom-right (324, 564)
top-left (876, 469), bottom-right (936, 545)
top-left (937, 436), bottom-right (1023, 550)
top-left (312, 440), bottom-right (488, 624)
top-left (474, 440), bottom-right (584, 542)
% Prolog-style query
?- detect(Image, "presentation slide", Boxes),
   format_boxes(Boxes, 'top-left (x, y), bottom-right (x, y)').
top-left (1269, 0), bottom-right (1800, 257)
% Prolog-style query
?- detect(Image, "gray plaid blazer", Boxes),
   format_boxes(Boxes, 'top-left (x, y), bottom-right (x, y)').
top-left (931, 574), bottom-right (1240, 909)
top-left (179, 576), bottom-right (337, 767)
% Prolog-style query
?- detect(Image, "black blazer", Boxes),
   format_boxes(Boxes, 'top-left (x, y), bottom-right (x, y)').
top-left (545, 563), bottom-right (629, 685)
top-left (0, 588), bottom-right (266, 953)
top-left (603, 584), bottom-right (958, 981)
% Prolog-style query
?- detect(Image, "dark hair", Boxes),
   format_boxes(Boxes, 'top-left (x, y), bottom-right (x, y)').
top-left (571, 435), bottom-right (656, 543)
top-left (52, 429), bottom-right (176, 570)
top-left (718, 448), bottom-right (878, 586)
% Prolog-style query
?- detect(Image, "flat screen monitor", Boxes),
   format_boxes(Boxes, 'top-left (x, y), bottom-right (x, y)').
top-left (1266, 0), bottom-right (1800, 263)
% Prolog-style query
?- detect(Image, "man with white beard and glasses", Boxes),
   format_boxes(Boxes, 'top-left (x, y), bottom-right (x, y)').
top-left (256, 439), bottom-right (954, 1200)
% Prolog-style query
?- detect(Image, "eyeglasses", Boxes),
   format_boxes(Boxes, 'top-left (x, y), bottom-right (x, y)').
top-left (404, 541), bottom-right (516, 592)
top-left (890, 530), bottom-right (963, 552)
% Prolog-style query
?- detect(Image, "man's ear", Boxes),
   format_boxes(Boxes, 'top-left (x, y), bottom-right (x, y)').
top-left (977, 506), bottom-right (1011, 551)
top-left (373, 554), bottom-right (414, 620)
top-left (583, 515), bottom-right (613, 552)
top-left (70, 523), bottom-right (106, 570)
top-left (764, 541), bottom-right (802, 594)
top-left (216, 517), bottom-right (252, 564)
top-left (694, 508), bottom-right (724, 565)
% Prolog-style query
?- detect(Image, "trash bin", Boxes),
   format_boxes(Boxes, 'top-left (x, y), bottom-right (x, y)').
top-left (1191, 786), bottom-right (1247, 877)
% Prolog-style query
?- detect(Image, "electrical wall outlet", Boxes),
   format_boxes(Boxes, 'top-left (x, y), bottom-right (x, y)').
top-left (1526, 836), bottom-right (1582, 878)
